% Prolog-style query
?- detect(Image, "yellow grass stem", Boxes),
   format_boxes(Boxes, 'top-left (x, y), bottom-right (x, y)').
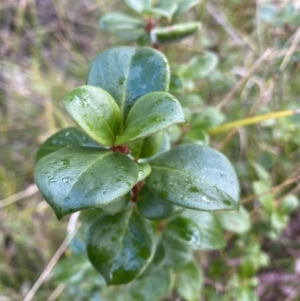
top-left (209, 109), bottom-right (300, 135)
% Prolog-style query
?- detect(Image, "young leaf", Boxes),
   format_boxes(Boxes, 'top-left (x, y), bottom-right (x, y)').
top-left (125, 0), bottom-right (151, 14)
top-left (129, 131), bottom-right (164, 159)
top-left (175, 260), bottom-right (203, 301)
top-left (101, 195), bottom-right (130, 215)
top-left (34, 147), bottom-right (138, 219)
top-left (146, 144), bottom-right (240, 211)
top-left (100, 13), bottom-right (145, 41)
top-left (150, 22), bottom-right (200, 44)
top-left (115, 92), bottom-right (186, 145)
top-left (137, 163), bottom-right (151, 182)
top-left (87, 47), bottom-right (170, 118)
top-left (137, 185), bottom-right (176, 220)
top-left (163, 216), bottom-right (201, 248)
top-left (217, 206), bottom-right (251, 234)
top-left (35, 127), bottom-right (102, 162)
top-left (163, 234), bottom-right (193, 267)
top-left (180, 52), bottom-right (219, 79)
top-left (182, 210), bottom-right (225, 250)
top-left (62, 86), bottom-right (121, 146)
top-left (86, 209), bottom-right (155, 285)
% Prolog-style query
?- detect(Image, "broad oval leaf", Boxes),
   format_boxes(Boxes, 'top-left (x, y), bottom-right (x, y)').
top-left (181, 210), bottom-right (225, 250)
top-left (62, 86), bottom-right (121, 146)
top-left (86, 209), bottom-right (155, 285)
top-left (129, 131), bottom-right (164, 159)
top-left (100, 13), bottom-right (146, 41)
top-left (87, 47), bottom-right (170, 118)
top-left (137, 185), bottom-right (176, 220)
top-left (146, 144), bottom-right (240, 211)
top-left (175, 260), bottom-right (203, 301)
top-left (34, 147), bottom-right (138, 219)
top-left (150, 22), bottom-right (200, 44)
top-left (35, 127), bottom-right (102, 162)
top-left (115, 92), bottom-right (186, 145)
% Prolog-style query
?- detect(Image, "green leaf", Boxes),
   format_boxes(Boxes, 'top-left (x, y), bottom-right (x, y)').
top-left (137, 185), bottom-right (176, 220)
top-left (175, 261), bottom-right (203, 301)
top-left (146, 144), bottom-right (240, 211)
top-left (151, 22), bottom-right (200, 44)
top-left (278, 194), bottom-right (299, 215)
top-left (163, 216), bottom-right (201, 248)
top-left (181, 52), bottom-right (218, 79)
top-left (163, 233), bottom-right (193, 267)
top-left (129, 131), bottom-right (164, 159)
top-left (137, 163), bottom-right (151, 181)
top-left (35, 127), bottom-right (102, 162)
top-left (181, 210), bottom-right (225, 250)
top-left (139, 241), bottom-right (166, 278)
top-left (100, 13), bottom-right (146, 41)
top-left (253, 180), bottom-right (274, 214)
top-left (103, 268), bottom-right (173, 301)
top-left (126, 268), bottom-right (173, 301)
top-left (87, 47), bottom-right (170, 118)
top-left (174, 0), bottom-right (200, 16)
top-left (116, 92), bottom-right (186, 145)
top-left (86, 209), bottom-right (155, 285)
top-left (101, 195), bottom-right (130, 215)
top-left (217, 206), bottom-right (251, 234)
top-left (190, 107), bottom-right (225, 131)
top-left (62, 86), bottom-right (121, 146)
top-left (34, 147), bottom-right (138, 219)
top-left (125, 0), bottom-right (151, 13)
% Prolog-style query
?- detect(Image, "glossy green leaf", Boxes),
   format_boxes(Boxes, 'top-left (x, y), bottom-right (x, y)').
top-left (129, 131), bottom-right (164, 159)
top-left (100, 13), bottom-right (145, 41)
top-left (62, 86), bottom-right (121, 146)
top-left (164, 216), bottom-right (201, 248)
top-left (217, 206), bottom-right (251, 234)
top-left (35, 127), bottom-right (102, 162)
top-left (137, 163), bottom-right (151, 182)
top-left (182, 210), bottom-right (225, 250)
top-left (86, 209), bottom-right (155, 285)
top-left (181, 52), bottom-right (218, 79)
top-left (146, 144), bottom-right (240, 211)
top-left (151, 22), bottom-right (200, 44)
top-left (175, 260), bottom-right (203, 301)
top-left (137, 185), bottom-right (176, 220)
top-left (34, 147), bottom-right (138, 219)
top-left (125, 0), bottom-right (151, 13)
top-left (116, 92), bottom-right (185, 145)
top-left (87, 47), bottom-right (170, 118)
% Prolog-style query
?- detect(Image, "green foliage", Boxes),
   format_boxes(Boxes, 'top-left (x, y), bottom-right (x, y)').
top-left (28, 0), bottom-right (300, 300)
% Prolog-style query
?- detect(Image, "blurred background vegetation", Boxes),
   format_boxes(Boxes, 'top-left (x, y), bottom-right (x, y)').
top-left (0, 0), bottom-right (300, 300)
